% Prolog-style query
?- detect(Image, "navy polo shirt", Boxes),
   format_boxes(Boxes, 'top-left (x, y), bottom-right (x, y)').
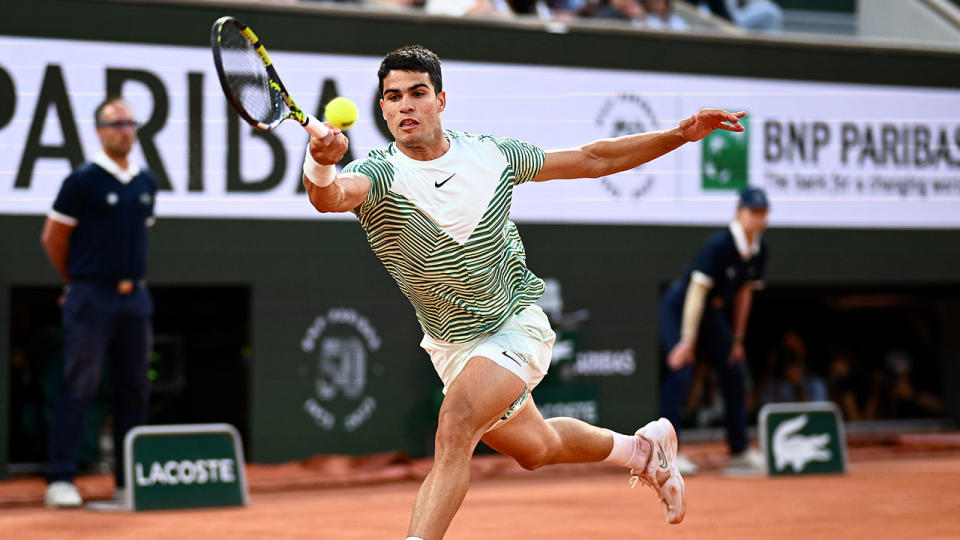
top-left (50, 153), bottom-right (157, 281)
top-left (675, 222), bottom-right (768, 315)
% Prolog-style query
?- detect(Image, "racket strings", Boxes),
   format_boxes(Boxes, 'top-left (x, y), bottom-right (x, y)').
top-left (218, 25), bottom-right (280, 124)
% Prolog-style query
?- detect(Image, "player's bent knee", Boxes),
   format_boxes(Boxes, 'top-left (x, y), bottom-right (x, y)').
top-left (434, 411), bottom-right (477, 455)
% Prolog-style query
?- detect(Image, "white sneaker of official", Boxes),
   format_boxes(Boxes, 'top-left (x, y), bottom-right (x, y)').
top-left (721, 448), bottom-right (766, 477)
top-left (45, 481), bottom-right (83, 508)
top-left (677, 453), bottom-right (699, 476)
top-left (86, 487), bottom-right (129, 512)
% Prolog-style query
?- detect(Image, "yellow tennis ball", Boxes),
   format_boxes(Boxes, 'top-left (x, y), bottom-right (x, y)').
top-left (324, 97), bottom-right (358, 130)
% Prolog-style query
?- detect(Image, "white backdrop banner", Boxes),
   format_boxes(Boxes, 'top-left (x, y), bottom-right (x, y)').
top-left (1, 35), bottom-right (959, 227)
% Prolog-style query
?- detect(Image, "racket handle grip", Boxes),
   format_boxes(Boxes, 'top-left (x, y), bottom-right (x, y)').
top-left (301, 114), bottom-right (330, 139)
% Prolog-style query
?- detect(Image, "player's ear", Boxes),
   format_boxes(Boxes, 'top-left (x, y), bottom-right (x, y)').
top-left (379, 98), bottom-right (386, 119)
top-left (437, 91), bottom-right (446, 113)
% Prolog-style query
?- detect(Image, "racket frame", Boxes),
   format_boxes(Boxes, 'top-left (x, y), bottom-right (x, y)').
top-left (211, 16), bottom-right (328, 138)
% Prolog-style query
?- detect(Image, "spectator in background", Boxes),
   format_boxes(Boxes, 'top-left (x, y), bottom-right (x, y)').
top-left (684, 0), bottom-right (782, 33)
top-left (425, 0), bottom-right (514, 16)
top-left (866, 350), bottom-right (943, 420)
top-left (757, 330), bottom-right (828, 406)
top-left (40, 96), bottom-right (156, 510)
top-left (366, 0), bottom-right (422, 9)
top-left (581, 0), bottom-right (646, 23)
top-left (537, 0), bottom-right (588, 19)
top-left (684, 360), bottom-right (725, 429)
top-left (658, 187), bottom-right (770, 477)
top-left (826, 351), bottom-right (863, 421)
top-left (642, 0), bottom-right (688, 30)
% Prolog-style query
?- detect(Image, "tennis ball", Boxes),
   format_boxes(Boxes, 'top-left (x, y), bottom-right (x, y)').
top-left (324, 97), bottom-right (358, 130)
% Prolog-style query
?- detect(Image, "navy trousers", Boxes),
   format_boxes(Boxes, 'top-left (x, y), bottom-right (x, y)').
top-left (658, 282), bottom-right (747, 454)
top-left (48, 281), bottom-right (152, 487)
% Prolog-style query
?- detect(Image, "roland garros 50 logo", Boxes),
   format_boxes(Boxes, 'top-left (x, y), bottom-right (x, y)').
top-left (595, 93), bottom-right (659, 199)
top-left (300, 307), bottom-right (382, 432)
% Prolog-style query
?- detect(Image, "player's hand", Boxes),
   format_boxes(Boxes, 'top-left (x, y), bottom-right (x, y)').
top-left (308, 124), bottom-right (349, 165)
top-left (728, 343), bottom-right (746, 364)
top-left (679, 109), bottom-right (746, 142)
top-left (667, 340), bottom-right (695, 370)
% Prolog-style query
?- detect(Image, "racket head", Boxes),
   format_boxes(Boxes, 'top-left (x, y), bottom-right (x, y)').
top-left (211, 16), bottom-right (287, 130)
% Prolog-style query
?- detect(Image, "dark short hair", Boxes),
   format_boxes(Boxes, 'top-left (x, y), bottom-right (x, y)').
top-left (94, 96), bottom-right (128, 126)
top-left (378, 45), bottom-right (443, 97)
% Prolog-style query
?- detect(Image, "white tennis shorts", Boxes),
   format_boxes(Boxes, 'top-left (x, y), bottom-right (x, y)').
top-left (420, 305), bottom-right (556, 426)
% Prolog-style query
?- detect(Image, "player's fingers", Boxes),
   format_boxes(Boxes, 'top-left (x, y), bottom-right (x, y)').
top-left (309, 133), bottom-right (336, 155)
top-left (309, 134), bottom-right (348, 165)
top-left (311, 128), bottom-right (339, 147)
top-left (322, 122), bottom-right (342, 138)
top-left (724, 112), bottom-right (743, 124)
top-left (718, 123), bottom-right (745, 132)
top-left (322, 128), bottom-right (340, 145)
top-left (334, 133), bottom-right (349, 160)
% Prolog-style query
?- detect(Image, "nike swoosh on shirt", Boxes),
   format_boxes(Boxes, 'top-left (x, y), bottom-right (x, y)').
top-left (434, 173), bottom-right (456, 188)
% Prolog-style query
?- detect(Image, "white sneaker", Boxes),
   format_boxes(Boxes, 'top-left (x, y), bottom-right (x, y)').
top-left (677, 453), bottom-right (699, 476)
top-left (632, 418), bottom-right (686, 524)
top-left (45, 481), bottom-right (83, 508)
top-left (722, 448), bottom-right (766, 477)
top-left (86, 487), bottom-right (129, 512)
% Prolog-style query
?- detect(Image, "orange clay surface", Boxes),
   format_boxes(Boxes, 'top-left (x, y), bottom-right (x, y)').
top-left (1, 453), bottom-right (958, 539)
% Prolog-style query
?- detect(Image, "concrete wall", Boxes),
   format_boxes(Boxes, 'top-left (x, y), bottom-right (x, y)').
top-left (858, 0), bottom-right (960, 46)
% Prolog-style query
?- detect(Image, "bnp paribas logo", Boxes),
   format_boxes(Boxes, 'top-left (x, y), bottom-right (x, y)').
top-left (702, 115), bottom-right (749, 191)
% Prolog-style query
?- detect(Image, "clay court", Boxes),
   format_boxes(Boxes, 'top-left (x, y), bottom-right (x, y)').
top-left (2, 440), bottom-right (959, 540)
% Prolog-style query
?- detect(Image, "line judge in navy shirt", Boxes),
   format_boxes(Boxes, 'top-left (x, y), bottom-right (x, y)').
top-left (658, 187), bottom-right (769, 476)
top-left (40, 96), bottom-right (157, 509)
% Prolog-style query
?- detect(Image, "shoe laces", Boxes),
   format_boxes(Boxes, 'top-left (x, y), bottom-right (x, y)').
top-left (628, 468), bottom-right (657, 491)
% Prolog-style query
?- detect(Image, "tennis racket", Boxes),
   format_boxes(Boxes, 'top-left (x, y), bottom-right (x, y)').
top-left (211, 16), bottom-right (329, 139)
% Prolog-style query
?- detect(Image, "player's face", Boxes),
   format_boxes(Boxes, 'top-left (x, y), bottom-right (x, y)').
top-left (96, 102), bottom-right (137, 159)
top-left (380, 70), bottom-right (446, 149)
top-left (738, 207), bottom-right (769, 236)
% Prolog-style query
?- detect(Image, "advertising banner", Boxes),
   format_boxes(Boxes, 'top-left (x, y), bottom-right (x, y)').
top-left (2, 35), bottom-right (959, 227)
top-left (124, 424), bottom-right (248, 511)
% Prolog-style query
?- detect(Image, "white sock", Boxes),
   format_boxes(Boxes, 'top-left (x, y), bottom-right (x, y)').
top-left (407, 537), bottom-right (425, 540)
top-left (603, 430), bottom-right (650, 469)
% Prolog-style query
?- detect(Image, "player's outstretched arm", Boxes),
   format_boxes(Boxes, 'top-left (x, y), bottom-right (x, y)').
top-left (302, 128), bottom-right (372, 213)
top-left (533, 108), bottom-right (745, 182)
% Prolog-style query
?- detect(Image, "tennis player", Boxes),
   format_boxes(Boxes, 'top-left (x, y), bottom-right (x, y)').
top-left (303, 45), bottom-right (744, 539)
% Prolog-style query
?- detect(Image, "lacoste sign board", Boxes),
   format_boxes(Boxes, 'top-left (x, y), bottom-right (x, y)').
top-left (759, 402), bottom-right (848, 476)
top-left (124, 423), bottom-right (249, 511)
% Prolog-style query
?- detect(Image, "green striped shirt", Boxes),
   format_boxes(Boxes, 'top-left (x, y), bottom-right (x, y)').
top-left (344, 130), bottom-right (546, 343)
